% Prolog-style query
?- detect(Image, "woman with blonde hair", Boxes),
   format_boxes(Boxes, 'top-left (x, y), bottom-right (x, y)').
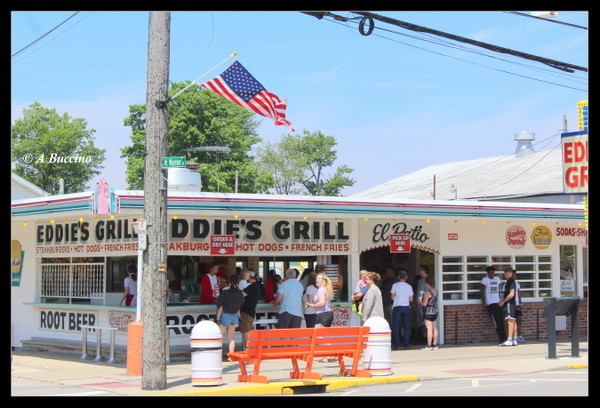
top-left (305, 272), bottom-right (334, 328)
top-left (306, 272), bottom-right (336, 362)
top-left (361, 271), bottom-right (384, 323)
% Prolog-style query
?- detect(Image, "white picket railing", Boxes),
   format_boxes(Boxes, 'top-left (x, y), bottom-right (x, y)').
top-left (40, 262), bottom-right (105, 303)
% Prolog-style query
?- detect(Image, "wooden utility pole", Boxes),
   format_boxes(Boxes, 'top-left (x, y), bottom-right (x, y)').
top-left (142, 11), bottom-right (170, 390)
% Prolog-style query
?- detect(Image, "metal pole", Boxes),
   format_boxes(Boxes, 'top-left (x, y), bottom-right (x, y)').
top-left (81, 327), bottom-right (88, 360)
top-left (546, 299), bottom-right (557, 359)
top-left (108, 329), bottom-right (117, 363)
top-left (94, 329), bottom-right (102, 361)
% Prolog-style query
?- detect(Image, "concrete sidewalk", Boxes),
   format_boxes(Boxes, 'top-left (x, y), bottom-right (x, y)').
top-left (11, 340), bottom-right (588, 397)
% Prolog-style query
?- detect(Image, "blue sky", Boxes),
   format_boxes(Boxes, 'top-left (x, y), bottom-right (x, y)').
top-left (11, 11), bottom-right (588, 195)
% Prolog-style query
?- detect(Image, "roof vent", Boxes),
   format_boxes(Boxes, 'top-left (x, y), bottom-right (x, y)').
top-left (167, 166), bottom-right (202, 192)
top-left (514, 131), bottom-right (535, 157)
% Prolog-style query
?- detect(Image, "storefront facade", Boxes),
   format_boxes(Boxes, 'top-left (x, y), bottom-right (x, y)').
top-left (11, 190), bottom-right (587, 349)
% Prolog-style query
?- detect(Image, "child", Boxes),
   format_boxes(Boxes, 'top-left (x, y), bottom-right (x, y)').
top-left (352, 270), bottom-right (370, 317)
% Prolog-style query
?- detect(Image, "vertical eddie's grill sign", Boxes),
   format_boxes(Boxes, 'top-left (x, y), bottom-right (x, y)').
top-left (562, 130), bottom-right (588, 194)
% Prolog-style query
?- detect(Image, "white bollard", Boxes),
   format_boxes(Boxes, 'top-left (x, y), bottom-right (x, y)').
top-left (362, 316), bottom-right (393, 376)
top-left (190, 320), bottom-right (223, 386)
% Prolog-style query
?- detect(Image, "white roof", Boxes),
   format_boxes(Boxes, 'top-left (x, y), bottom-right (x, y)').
top-left (11, 172), bottom-right (49, 200)
top-left (352, 149), bottom-right (564, 201)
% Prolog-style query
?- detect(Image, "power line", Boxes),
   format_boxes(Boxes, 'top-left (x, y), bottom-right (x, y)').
top-left (12, 12), bottom-right (80, 59)
top-left (504, 11), bottom-right (588, 30)
top-left (351, 11), bottom-right (587, 73)
top-left (365, 21), bottom-right (588, 91)
top-left (303, 12), bottom-right (587, 92)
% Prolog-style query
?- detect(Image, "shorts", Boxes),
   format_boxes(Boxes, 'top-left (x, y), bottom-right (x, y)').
top-left (504, 303), bottom-right (517, 320)
top-left (239, 311), bottom-right (254, 333)
top-left (219, 312), bottom-right (239, 327)
top-left (424, 314), bottom-right (438, 322)
top-left (315, 311), bottom-right (334, 327)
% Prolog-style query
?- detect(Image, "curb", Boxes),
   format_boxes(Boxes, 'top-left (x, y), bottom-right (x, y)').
top-left (152, 375), bottom-right (421, 396)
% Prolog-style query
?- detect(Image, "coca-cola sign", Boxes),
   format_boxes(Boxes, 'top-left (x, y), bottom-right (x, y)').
top-left (108, 312), bottom-right (135, 333)
top-left (332, 307), bottom-right (350, 326)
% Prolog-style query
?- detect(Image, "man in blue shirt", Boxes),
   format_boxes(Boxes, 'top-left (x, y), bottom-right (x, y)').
top-left (274, 269), bottom-right (304, 328)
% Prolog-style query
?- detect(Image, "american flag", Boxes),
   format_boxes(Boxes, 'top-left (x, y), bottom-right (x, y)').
top-left (201, 61), bottom-right (294, 130)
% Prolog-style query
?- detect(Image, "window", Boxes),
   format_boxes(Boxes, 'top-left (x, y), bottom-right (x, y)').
top-left (39, 257), bottom-right (105, 304)
top-left (441, 255), bottom-right (554, 301)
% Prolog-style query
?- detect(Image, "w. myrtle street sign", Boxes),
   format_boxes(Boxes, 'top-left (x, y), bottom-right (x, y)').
top-left (162, 157), bottom-right (186, 168)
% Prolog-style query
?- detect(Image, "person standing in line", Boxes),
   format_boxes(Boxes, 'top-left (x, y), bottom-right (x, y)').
top-left (119, 264), bottom-right (138, 307)
top-left (216, 275), bottom-right (244, 356)
top-left (379, 266), bottom-right (398, 328)
top-left (274, 268), bottom-right (304, 328)
top-left (306, 272), bottom-right (334, 328)
top-left (513, 269), bottom-right (526, 343)
top-left (418, 275), bottom-right (439, 350)
top-left (361, 271), bottom-right (384, 323)
top-left (239, 271), bottom-right (261, 349)
top-left (415, 266), bottom-right (429, 343)
top-left (481, 265), bottom-right (507, 345)
top-left (303, 272), bottom-right (319, 328)
top-left (499, 267), bottom-right (518, 346)
top-left (300, 268), bottom-right (314, 289)
top-left (390, 270), bottom-right (414, 350)
top-left (263, 270), bottom-right (277, 303)
top-left (200, 263), bottom-right (220, 304)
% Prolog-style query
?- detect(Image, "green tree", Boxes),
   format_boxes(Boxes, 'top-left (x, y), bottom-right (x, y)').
top-left (256, 135), bottom-right (308, 195)
top-left (257, 130), bottom-right (355, 196)
top-left (121, 81), bottom-right (270, 192)
top-left (11, 103), bottom-right (106, 194)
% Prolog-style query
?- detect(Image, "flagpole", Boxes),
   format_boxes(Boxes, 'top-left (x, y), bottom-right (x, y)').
top-left (160, 51), bottom-right (238, 106)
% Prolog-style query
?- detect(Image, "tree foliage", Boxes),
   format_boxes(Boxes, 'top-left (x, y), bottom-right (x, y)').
top-left (256, 130), bottom-right (355, 196)
top-left (11, 102), bottom-right (106, 194)
top-left (121, 81), bottom-right (270, 192)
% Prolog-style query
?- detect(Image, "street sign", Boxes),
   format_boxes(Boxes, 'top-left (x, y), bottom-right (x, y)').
top-left (390, 234), bottom-right (411, 253)
top-left (162, 157), bottom-right (186, 168)
top-left (136, 219), bottom-right (147, 250)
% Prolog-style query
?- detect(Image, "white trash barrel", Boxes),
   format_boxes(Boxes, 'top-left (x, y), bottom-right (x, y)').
top-left (190, 320), bottom-right (223, 386)
top-left (362, 316), bottom-right (393, 376)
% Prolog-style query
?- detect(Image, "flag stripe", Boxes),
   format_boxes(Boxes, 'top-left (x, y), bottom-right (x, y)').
top-left (200, 61), bottom-right (293, 130)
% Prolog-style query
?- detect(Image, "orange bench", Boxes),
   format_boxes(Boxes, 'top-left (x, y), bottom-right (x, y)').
top-left (228, 326), bottom-right (372, 383)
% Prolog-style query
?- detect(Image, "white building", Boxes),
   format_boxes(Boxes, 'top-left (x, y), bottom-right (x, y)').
top-left (352, 132), bottom-right (584, 205)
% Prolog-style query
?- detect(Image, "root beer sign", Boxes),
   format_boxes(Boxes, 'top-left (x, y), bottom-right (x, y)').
top-left (34, 217), bottom-right (352, 256)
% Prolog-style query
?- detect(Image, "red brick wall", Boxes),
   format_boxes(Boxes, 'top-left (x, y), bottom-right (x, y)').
top-left (443, 300), bottom-right (588, 344)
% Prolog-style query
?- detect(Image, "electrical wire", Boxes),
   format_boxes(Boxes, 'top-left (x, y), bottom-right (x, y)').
top-left (12, 12), bottom-right (80, 60)
top-left (369, 20), bottom-right (588, 89)
top-left (360, 131), bottom-right (564, 198)
top-left (504, 11), bottom-right (588, 30)
top-left (307, 13), bottom-right (587, 92)
top-left (352, 11), bottom-right (587, 73)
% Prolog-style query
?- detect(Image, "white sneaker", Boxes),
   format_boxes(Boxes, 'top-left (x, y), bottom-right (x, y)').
top-left (512, 338), bottom-right (518, 346)
top-left (421, 346), bottom-right (433, 351)
top-left (500, 340), bottom-right (514, 347)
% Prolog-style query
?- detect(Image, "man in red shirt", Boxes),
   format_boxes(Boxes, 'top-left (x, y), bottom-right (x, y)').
top-left (200, 263), bottom-right (220, 304)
